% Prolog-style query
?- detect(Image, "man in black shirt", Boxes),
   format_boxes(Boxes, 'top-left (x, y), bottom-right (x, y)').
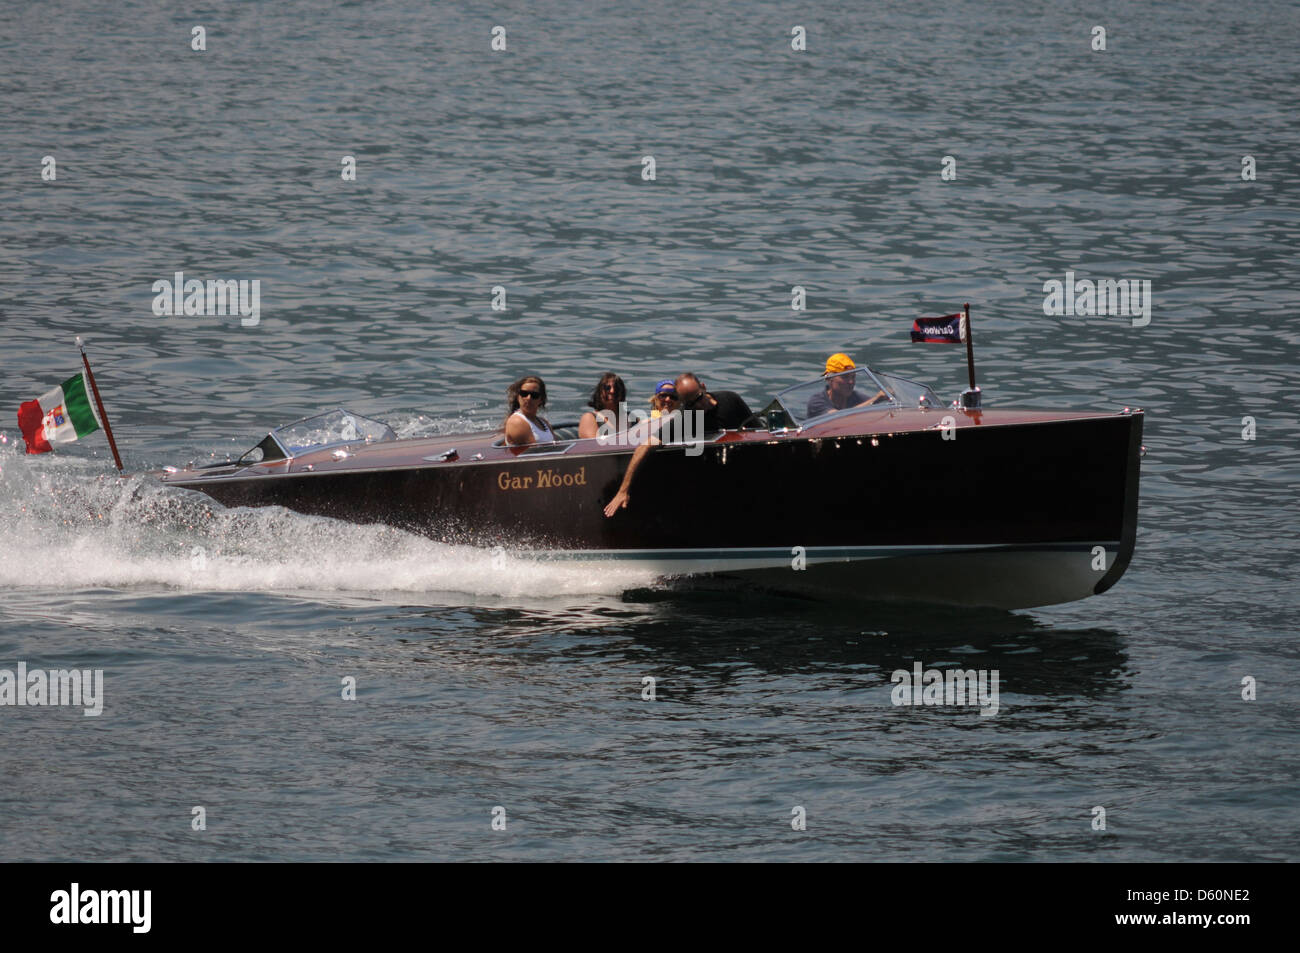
top-left (674, 373), bottom-right (758, 432)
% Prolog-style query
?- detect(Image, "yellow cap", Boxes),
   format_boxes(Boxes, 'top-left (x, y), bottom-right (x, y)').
top-left (825, 353), bottom-right (855, 374)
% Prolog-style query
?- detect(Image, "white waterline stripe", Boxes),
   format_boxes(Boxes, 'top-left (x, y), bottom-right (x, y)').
top-left (528, 542), bottom-right (1122, 561)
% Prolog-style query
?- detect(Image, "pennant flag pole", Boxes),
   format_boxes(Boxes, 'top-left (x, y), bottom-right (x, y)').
top-left (963, 302), bottom-right (977, 395)
top-left (77, 336), bottom-right (123, 471)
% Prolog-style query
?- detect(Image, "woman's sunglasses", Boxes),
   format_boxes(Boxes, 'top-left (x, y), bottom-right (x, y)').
top-left (519, 390), bottom-right (542, 400)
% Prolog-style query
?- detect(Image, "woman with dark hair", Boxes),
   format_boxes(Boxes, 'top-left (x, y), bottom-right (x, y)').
top-left (503, 375), bottom-right (555, 446)
top-left (578, 372), bottom-right (626, 439)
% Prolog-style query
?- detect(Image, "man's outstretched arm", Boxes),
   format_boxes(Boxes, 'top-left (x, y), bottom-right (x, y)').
top-left (603, 441), bottom-right (654, 517)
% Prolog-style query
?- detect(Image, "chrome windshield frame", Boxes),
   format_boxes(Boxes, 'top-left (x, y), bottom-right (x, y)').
top-left (265, 430), bottom-right (291, 460)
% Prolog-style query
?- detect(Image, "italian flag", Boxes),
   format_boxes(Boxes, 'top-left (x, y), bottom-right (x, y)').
top-left (16, 373), bottom-right (100, 454)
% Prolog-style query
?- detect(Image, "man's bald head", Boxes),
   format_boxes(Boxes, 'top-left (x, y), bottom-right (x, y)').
top-left (674, 373), bottom-right (703, 404)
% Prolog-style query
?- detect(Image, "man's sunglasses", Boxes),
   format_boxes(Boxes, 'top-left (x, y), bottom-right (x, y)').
top-left (519, 390), bottom-right (542, 400)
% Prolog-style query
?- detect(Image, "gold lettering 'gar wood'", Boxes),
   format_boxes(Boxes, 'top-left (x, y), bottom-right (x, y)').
top-left (497, 466), bottom-right (587, 491)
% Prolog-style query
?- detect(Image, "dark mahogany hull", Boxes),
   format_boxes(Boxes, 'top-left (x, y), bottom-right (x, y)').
top-left (159, 406), bottom-right (1143, 609)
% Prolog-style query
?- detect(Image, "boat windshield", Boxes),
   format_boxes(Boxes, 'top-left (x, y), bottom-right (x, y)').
top-left (773, 366), bottom-right (941, 425)
top-left (871, 370), bottom-right (942, 409)
top-left (271, 409), bottom-right (397, 454)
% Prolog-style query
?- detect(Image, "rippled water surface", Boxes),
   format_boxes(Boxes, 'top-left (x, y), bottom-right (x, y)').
top-left (1, 0), bottom-right (1298, 861)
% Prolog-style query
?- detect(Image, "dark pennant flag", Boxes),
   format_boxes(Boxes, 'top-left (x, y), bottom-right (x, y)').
top-left (910, 313), bottom-right (966, 343)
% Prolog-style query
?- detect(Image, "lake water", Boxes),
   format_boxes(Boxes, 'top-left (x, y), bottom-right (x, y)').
top-left (1, 0), bottom-right (1297, 861)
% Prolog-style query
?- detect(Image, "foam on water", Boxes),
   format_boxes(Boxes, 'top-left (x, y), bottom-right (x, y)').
top-left (0, 442), bottom-right (653, 599)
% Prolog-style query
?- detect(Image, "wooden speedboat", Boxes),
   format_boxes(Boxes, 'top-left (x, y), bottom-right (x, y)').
top-left (155, 365), bottom-right (1143, 609)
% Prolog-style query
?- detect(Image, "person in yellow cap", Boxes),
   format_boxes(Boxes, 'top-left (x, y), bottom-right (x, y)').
top-left (805, 353), bottom-right (888, 418)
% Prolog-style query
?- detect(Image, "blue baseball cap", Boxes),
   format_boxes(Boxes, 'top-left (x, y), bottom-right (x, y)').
top-left (654, 379), bottom-right (676, 396)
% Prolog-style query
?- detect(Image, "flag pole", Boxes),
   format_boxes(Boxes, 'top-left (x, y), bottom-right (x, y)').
top-left (961, 303), bottom-right (980, 409)
top-left (76, 336), bottom-right (123, 472)
top-left (964, 302), bottom-right (976, 390)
